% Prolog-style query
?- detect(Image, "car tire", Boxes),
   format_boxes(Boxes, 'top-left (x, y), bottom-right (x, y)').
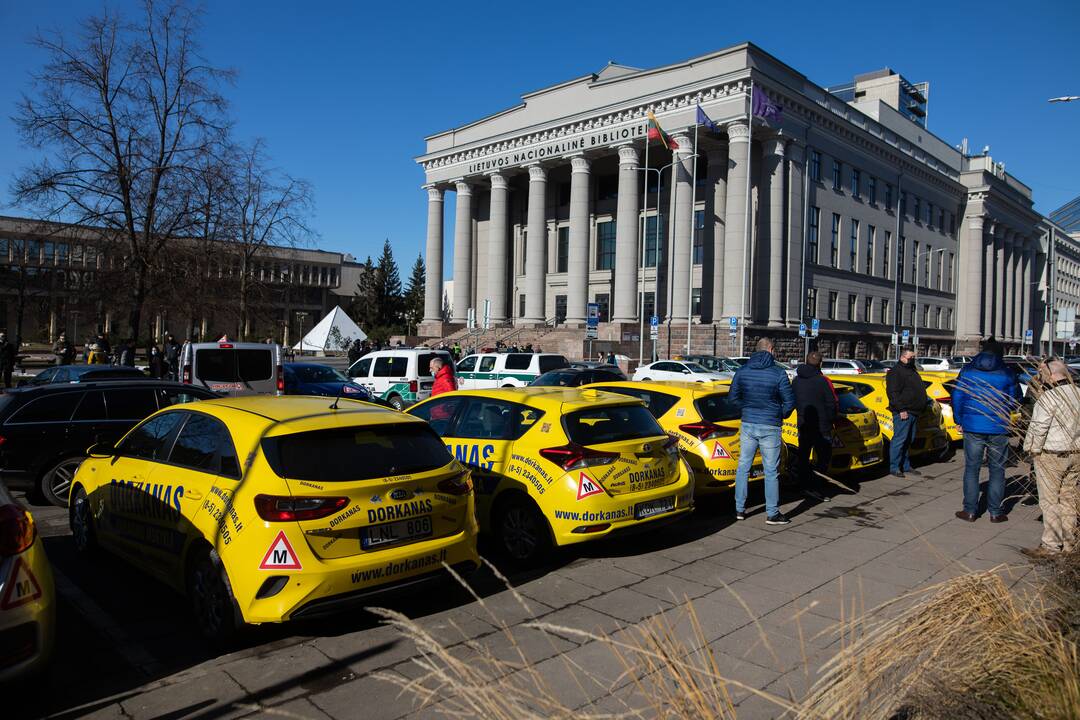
top-left (187, 547), bottom-right (240, 645)
top-left (493, 493), bottom-right (551, 566)
top-left (41, 456), bottom-right (84, 508)
top-left (641, 377), bottom-right (651, 382)
top-left (387, 394), bottom-right (405, 411)
top-left (501, 384), bottom-right (515, 388)
top-left (69, 486), bottom-right (98, 556)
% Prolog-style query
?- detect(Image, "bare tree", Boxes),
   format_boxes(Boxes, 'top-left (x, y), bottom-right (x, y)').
top-left (11, 1), bottom-right (230, 342)
top-left (227, 139), bottom-right (312, 340)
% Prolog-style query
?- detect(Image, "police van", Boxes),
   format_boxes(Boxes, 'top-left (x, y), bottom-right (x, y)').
top-left (347, 348), bottom-right (453, 410)
top-left (455, 352), bottom-right (568, 390)
top-left (180, 341), bottom-right (283, 396)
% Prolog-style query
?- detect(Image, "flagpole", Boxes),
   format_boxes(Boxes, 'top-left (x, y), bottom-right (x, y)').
top-left (739, 82), bottom-right (753, 354)
top-left (686, 120), bottom-right (699, 354)
top-left (639, 135), bottom-right (650, 366)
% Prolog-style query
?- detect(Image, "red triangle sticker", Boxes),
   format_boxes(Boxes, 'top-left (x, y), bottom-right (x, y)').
top-left (576, 472), bottom-right (604, 500)
top-left (1, 556), bottom-right (43, 610)
top-left (259, 530), bottom-right (303, 570)
top-left (711, 442), bottom-right (731, 460)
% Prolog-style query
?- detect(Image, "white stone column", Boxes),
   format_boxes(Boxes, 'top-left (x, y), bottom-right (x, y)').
top-left (523, 165), bottom-right (548, 324)
top-left (451, 181), bottom-right (473, 324)
top-left (423, 185), bottom-right (444, 323)
top-left (1009, 233), bottom-right (1022, 341)
top-left (785, 141), bottom-right (805, 325)
top-left (1022, 241), bottom-right (1033, 340)
top-left (722, 121), bottom-right (751, 319)
top-left (566, 155), bottom-right (591, 324)
top-left (762, 137), bottom-right (786, 326)
top-left (668, 134), bottom-right (694, 322)
top-left (706, 145), bottom-right (728, 324)
top-left (960, 215), bottom-right (985, 340)
top-left (487, 173), bottom-right (509, 324)
top-left (983, 222), bottom-right (997, 337)
top-left (613, 145), bottom-right (640, 323)
top-left (997, 226), bottom-right (1008, 339)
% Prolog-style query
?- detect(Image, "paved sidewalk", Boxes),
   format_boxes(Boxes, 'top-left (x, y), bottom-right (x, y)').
top-left (27, 454), bottom-right (1042, 720)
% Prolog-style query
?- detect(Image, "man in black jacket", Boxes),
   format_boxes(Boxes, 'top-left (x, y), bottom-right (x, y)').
top-left (792, 351), bottom-right (838, 502)
top-left (885, 348), bottom-right (929, 478)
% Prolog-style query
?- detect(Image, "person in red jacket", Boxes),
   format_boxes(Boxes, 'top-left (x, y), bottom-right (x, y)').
top-left (429, 356), bottom-right (457, 397)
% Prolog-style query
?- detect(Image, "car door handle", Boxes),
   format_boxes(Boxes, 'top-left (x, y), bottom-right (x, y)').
top-left (185, 489), bottom-right (203, 500)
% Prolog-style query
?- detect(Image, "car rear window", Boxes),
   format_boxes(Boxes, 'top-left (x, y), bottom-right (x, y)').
top-left (538, 355), bottom-right (568, 373)
top-left (261, 423), bottom-right (452, 481)
top-left (505, 354), bottom-right (532, 371)
top-left (843, 382), bottom-right (875, 399)
top-left (837, 388), bottom-right (869, 415)
top-left (532, 370), bottom-right (577, 386)
top-left (373, 356), bottom-right (409, 377)
top-left (564, 404), bottom-right (665, 446)
top-left (196, 349), bottom-right (273, 382)
top-left (695, 393), bottom-right (740, 422)
top-left (589, 387), bottom-right (679, 419)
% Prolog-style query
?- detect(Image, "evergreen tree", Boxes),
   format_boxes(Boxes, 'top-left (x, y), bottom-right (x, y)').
top-left (349, 256), bottom-right (377, 331)
top-left (403, 254), bottom-right (426, 332)
top-left (373, 239), bottom-right (403, 330)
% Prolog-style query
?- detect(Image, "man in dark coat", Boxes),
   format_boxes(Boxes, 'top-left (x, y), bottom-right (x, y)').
top-left (163, 334), bottom-right (181, 381)
top-left (729, 337), bottom-right (796, 525)
top-left (792, 351), bottom-right (838, 502)
top-left (885, 348), bottom-right (929, 478)
top-left (0, 332), bottom-right (15, 388)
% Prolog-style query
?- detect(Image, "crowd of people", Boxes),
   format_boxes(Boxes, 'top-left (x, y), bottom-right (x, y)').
top-left (726, 337), bottom-right (1078, 557)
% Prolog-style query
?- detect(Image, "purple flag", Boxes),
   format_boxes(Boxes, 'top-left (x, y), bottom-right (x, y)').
top-left (696, 104), bottom-right (720, 132)
top-left (752, 85), bottom-right (783, 124)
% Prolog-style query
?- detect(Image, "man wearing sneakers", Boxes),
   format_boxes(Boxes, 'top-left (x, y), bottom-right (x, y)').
top-left (729, 337), bottom-right (796, 525)
top-left (885, 348), bottom-right (928, 478)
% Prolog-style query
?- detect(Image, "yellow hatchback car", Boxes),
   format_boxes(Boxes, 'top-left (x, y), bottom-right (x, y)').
top-left (407, 387), bottom-right (694, 565)
top-left (833, 375), bottom-right (950, 460)
top-left (68, 396), bottom-right (480, 641)
top-left (781, 384), bottom-right (885, 472)
top-left (581, 380), bottom-right (769, 494)
top-left (920, 371), bottom-right (963, 442)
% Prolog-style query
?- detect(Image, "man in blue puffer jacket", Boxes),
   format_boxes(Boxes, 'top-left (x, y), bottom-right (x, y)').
top-left (952, 346), bottom-right (1022, 523)
top-left (729, 337), bottom-right (796, 525)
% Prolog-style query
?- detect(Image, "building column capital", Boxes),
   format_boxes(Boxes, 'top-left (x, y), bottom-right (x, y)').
top-left (453, 179), bottom-right (473, 196)
top-left (616, 144), bottom-right (639, 166)
top-left (527, 164), bottom-right (547, 182)
top-left (570, 154), bottom-right (591, 174)
top-left (671, 134), bottom-right (693, 155)
top-left (762, 136), bottom-right (786, 157)
top-left (785, 139), bottom-right (805, 163)
top-left (488, 172), bottom-right (509, 190)
top-left (726, 120), bottom-right (750, 142)
top-left (425, 184), bottom-right (444, 202)
top-left (967, 214), bottom-right (986, 231)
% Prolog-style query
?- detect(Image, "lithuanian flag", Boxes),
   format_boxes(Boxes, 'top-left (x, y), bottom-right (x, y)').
top-left (646, 111), bottom-right (679, 150)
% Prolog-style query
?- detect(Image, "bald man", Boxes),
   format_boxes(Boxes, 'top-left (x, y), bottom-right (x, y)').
top-left (1022, 361), bottom-right (1080, 559)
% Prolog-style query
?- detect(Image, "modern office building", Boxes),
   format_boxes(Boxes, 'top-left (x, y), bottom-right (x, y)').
top-left (416, 42), bottom-right (1048, 357)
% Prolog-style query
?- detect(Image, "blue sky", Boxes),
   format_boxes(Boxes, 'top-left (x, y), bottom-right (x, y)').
top-left (1, 0), bottom-right (1078, 279)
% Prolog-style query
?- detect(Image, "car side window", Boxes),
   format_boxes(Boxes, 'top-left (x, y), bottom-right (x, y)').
top-left (105, 389), bottom-right (159, 420)
top-left (72, 391), bottom-right (107, 421)
top-left (538, 355), bottom-right (567, 373)
top-left (352, 357), bottom-right (372, 378)
top-left (456, 356), bottom-right (478, 373)
top-left (845, 382), bottom-right (874, 399)
top-left (409, 397), bottom-right (466, 436)
top-left (7, 393), bottom-right (81, 424)
top-left (652, 362), bottom-right (674, 373)
top-left (504, 354), bottom-right (532, 371)
top-left (31, 368), bottom-right (57, 385)
top-left (373, 356), bottom-right (408, 377)
top-left (118, 412), bottom-right (185, 461)
top-left (54, 368), bottom-right (71, 383)
top-left (479, 356), bottom-right (497, 372)
top-left (159, 388), bottom-right (211, 407)
top-left (455, 398), bottom-right (540, 441)
top-left (170, 412), bottom-right (237, 475)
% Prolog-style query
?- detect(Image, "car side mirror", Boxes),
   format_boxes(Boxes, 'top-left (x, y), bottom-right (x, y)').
top-left (87, 441), bottom-right (116, 458)
top-left (682, 369), bottom-right (691, 374)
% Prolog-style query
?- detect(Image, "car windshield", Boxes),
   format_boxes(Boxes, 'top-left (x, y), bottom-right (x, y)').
top-left (837, 388), bottom-right (869, 415)
top-left (862, 360), bottom-right (886, 371)
top-left (695, 392), bottom-right (739, 422)
top-left (532, 370), bottom-right (577, 386)
top-left (564, 404), bottom-right (665, 446)
top-left (292, 365), bottom-right (349, 383)
top-left (683, 363), bottom-right (710, 373)
top-left (261, 423), bottom-right (451, 481)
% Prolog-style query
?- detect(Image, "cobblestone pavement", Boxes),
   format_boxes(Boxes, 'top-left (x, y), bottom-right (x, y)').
top-left (16, 452), bottom-right (1041, 719)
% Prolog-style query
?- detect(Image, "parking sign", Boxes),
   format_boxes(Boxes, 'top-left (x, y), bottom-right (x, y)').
top-left (649, 315), bottom-right (659, 340)
top-left (810, 318), bottom-right (819, 337)
top-left (798, 323), bottom-right (807, 338)
top-left (729, 316), bottom-right (737, 337)
top-left (902, 329), bottom-right (910, 344)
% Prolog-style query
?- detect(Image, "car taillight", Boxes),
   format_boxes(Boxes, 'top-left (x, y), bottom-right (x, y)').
top-left (182, 365), bottom-right (192, 384)
top-left (0, 434), bottom-right (6, 447)
top-left (219, 343), bottom-right (234, 349)
top-left (437, 472), bottom-right (473, 496)
top-left (409, 379), bottom-right (418, 394)
top-left (539, 443), bottom-right (619, 471)
top-left (276, 366), bottom-right (284, 395)
top-left (254, 495), bottom-right (348, 522)
top-left (679, 422), bottom-right (738, 441)
top-left (937, 396), bottom-right (952, 405)
top-left (0, 503), bottom-right (36, 556)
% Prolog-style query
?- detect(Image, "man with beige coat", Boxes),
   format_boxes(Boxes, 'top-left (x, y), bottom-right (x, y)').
top-left (1022, 361), bottom-right (1080, 559)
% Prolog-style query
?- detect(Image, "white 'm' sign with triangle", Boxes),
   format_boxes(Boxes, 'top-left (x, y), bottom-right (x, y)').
top-left (259, 530), bottom-right (303, 570)
top-left (577, 472), bottom-right (604, 500)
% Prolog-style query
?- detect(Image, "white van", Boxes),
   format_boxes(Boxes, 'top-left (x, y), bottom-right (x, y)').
top-left (347, 348), bottom-right (453, 410)
top-left (455, 352), bottom-right (568, 390)
top-left (180, 341), bottom-right (283, 396)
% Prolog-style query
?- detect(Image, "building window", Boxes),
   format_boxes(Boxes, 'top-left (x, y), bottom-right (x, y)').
top-left (946, 308), bottom-right (953, 330)
top-left (885, 183), bottom-right (893, 210)
top-left (851, 169), bottom-right (861, 199)
top-left (805, 287), bottom-right (818, 319)
top-left (556, 227), bottom-right (569, 273)
top-left (849, 219), bottom-right (859, 271)
top-left (644, 214), bottom-right (664, 267)
top-left (691, 288), bottom-right (702, 316)
top-left (898, 237), bottom-right (905, 283)
top-left (640, 291), bottom-right (656, 320)
top-left (810, 150), bottom-right (821, 181)
top-left (808, 207), bottom-right (820, 264)
top-left (868, 176), bottom-right (877, 205)
top-left (864, 296), bottom-right (873, 323)
top-left (520, 231), bottom-right (527, 275)
top-left (519, 295), bottom-right (526, 318)
top-left (26, 240), bottom-right (41, 264)
top-left (866, 225), bottom-right (875, 275)
top-left (949, 212), bottom-right (956, 236)
top-left (923, 305), bottom-right (930, 328)
top-left (926, 202), bottom-right (933, 226)
top-left (901, 191), bottom-right (908, 216)
top-left (595, 293), bottom-right (610, 322)
top-left (557, 182), bottom-right (571, 206)
top-left (831, 213), bottom-right (840, 268)
top-left (947, 252), bottom-right (955, 292)
top-left (913, 195), bottom-right (921, 222)
top-left (881, 298), bottom-right (890, 325)
top-left (554, 295), bottom-right (567, 323)
top-left (828, 291), bottom-right (838, 320)
top-left (910, 302), bottom-right (917, 326)
top-left (924, 250), bottom-right (931, 288)
top-left (911, 241), bottom-right (919, 285)
top-left (692, 210), bottom-right (704, 265)
top-left (596, 221), bottom-right (616, 270)
top-left (847, 294), bottom-right (856, 321)
top-left (57, 243), bottom-right (69, 265)
top-left (883, 231), bottom-right (891, 279)
top-left (935, 306), bottom-right (942, 329)
top-left (832, 160), bottom-right (841, 190)
top-left (938, 208), bottom-right (945, 230)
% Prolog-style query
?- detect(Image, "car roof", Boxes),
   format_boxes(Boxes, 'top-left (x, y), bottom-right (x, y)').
top-left (192, 395), bottom-right (420, 437)
top-left (2, 378), bottom-right (204, 397)
top-left (439, 386), bottom-right (645, 411)
top-left (584, 379), bottom-right (730, 396)
top-left (186, 341), bottom-right (278, 350)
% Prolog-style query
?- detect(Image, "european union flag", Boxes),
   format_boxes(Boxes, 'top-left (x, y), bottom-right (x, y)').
top-left (696, 104), bottom-right (720, 132)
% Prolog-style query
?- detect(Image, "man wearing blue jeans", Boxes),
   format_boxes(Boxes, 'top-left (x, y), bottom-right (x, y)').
top-left (952, 344), bottom-right (1021, 522)
top-left (729, 338), bottom-right (796, 525)
top-left (885, 349), bottom-right (928, 478)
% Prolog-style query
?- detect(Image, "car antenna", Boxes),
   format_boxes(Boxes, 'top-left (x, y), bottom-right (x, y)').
top-left (329, 384), bottom-right (346, 410)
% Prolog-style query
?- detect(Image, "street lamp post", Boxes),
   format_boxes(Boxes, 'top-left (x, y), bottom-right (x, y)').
top-left (913, 247), bottom-right (945, 351)
top-left (296, 311), bottom-right (309, 358)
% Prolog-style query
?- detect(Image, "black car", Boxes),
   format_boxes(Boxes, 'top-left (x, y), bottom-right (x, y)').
top-left (529, 366), bottom-right (627, 387)
top-left (19, 364), bottom-right (145, 387)
top-left (0, 380), bottom-right (218, 507)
